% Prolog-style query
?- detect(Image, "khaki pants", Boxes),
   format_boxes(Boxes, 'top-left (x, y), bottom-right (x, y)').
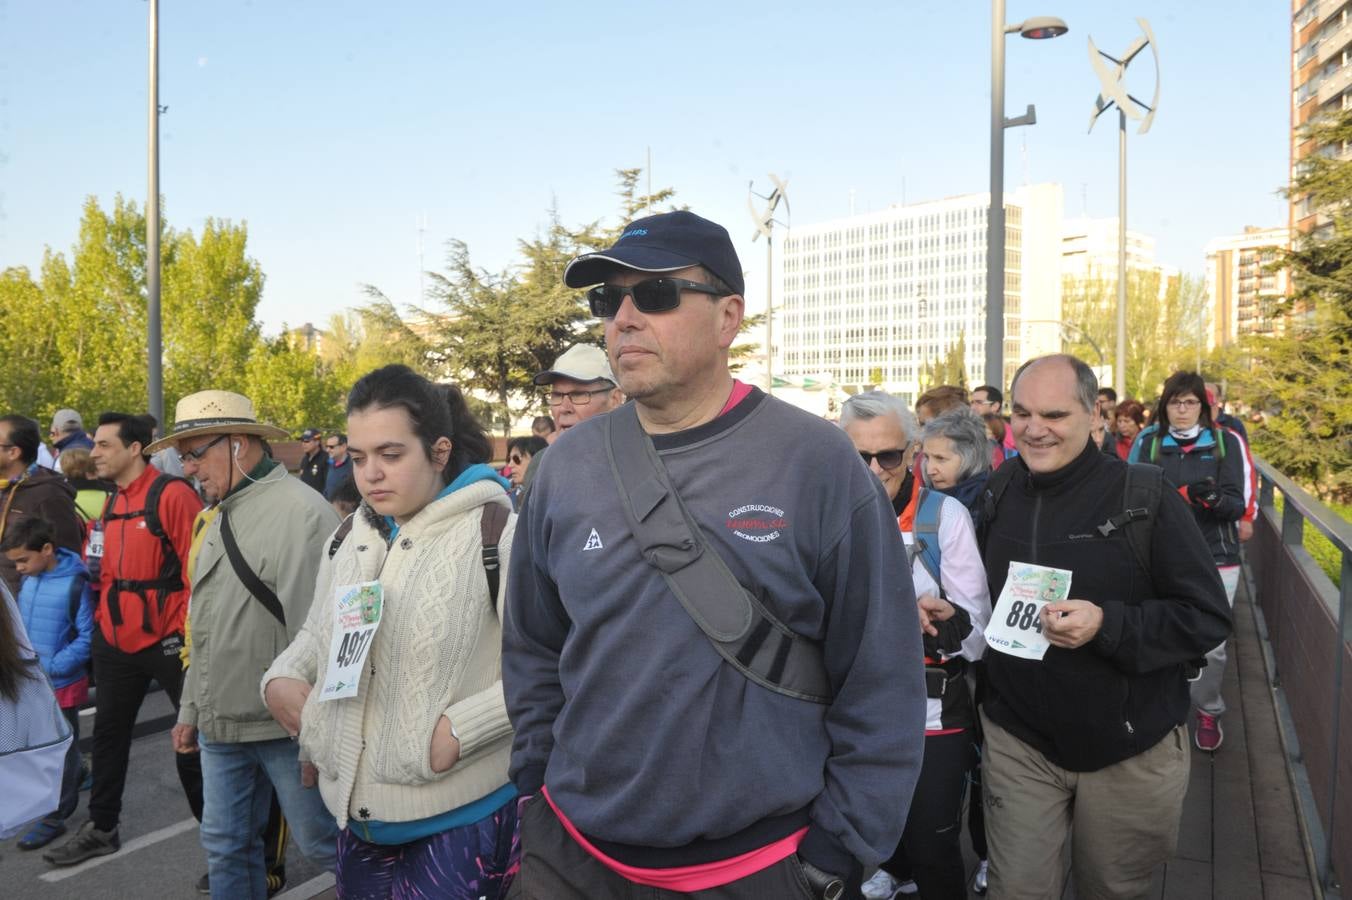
top-left (981, 711), bottom-right (1190, 900)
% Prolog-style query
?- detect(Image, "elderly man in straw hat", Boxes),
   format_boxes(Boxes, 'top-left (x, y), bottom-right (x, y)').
top-left (150, 390), bottom-right (339, 900)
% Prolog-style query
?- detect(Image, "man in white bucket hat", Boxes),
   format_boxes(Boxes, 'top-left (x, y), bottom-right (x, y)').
top-left (151, 391), bottom-right (339, 900)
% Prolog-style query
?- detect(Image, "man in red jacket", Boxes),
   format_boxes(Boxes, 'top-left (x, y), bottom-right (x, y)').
top-left (45, 412), bottom-right (206, 874)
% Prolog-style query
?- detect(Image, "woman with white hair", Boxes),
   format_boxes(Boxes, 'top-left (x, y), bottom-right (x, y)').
top-left (842, 393), bottom-right (991, 900)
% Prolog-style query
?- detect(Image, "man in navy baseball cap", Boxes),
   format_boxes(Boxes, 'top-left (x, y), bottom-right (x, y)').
top-left (563, 209), bottom-right (745, 295)
top-left (504, 208), bottom-right (926, 899)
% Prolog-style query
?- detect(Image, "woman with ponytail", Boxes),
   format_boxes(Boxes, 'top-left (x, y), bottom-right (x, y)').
top-left (263, 365), bottom-right (520, 899)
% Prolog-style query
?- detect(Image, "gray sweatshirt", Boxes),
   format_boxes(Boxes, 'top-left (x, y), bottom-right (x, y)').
top-left (502, 388), bottom-right (926, 878)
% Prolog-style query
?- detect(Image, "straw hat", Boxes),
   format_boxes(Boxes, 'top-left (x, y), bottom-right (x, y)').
top-left (144, 390), bottom-right (289, 455)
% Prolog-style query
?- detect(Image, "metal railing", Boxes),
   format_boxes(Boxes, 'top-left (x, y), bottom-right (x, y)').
top-left (1252, 454), bottom-right (1352, 894)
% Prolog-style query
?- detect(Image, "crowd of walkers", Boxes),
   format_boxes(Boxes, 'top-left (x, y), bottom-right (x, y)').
top-left (0, 208), bottom-right (1259, 900)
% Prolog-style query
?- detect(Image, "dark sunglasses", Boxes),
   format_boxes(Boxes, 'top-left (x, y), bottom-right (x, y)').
top-left (179, 434), bottom-right (228, 464)
top-left (508, 453), bottom-right (524, 464)
top-left (859, 448), bottom-right (906, 471)
top-left (586, 277), bottom-right (727, 318)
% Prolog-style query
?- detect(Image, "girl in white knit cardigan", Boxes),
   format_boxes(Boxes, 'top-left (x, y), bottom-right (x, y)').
top-left (263, 365), bottom-right (520, 900)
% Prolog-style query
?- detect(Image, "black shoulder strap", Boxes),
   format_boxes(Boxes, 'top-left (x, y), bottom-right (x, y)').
top-left (328, 514), bottom-right (355, 559)
top-left (1095, 463), bottom-right (1162, 574)
top-left (218, 508), bottom-right (286, 627)
top-left (480, 503), bottom-right (510, 610)
top-left (978, 459), bottom-right (1020, 551)
top-left (604, 403), bottom-right (832, 704)
top-left (67, 576), bottom-right (85, 641)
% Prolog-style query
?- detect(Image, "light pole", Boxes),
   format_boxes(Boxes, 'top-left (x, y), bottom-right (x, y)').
top-left (987, 4), bottom-right (1068, 392)
top-left (750, 175), bottom-right (789, 395)
top-left (146, 0), bottom-right (164, 426)
top-left (1088, 18), bottom-right (1160, 401)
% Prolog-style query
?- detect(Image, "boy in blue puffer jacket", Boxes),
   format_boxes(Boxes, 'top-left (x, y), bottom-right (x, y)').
top-left (2, 516), bottom-right (93, 850)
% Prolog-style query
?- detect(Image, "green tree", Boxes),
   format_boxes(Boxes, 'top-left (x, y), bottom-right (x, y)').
top-left (1061, 269), bottom-right (1208, 400)
top-left (161, 217), bottom-right (264, 408)
top-left (0, 267), bottom-right (63, 415)
top-left (1219, 107), bottom-right (1352, 502)
top-left (244, 331), bottom-right (347, 434)
top-left (919, 330), bottom-right (969, 391)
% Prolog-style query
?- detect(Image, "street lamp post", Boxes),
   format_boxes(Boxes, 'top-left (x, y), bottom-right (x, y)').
top-left (147, 0), bottom-right (163, 426)
top-left (987, 3), bottom-right (1067, 392)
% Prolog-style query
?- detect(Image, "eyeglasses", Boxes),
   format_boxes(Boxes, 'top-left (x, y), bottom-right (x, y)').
top-left (858, 449), bottom-right (907, 471)
top-left (508, 453), bottom-right (524, 464)
top-left (547, 388), bottom-right (611, 407)
top-left (179, 434), bottom-right (227, 464)
top-left (325, 443), bottom-right (341, 450)
top-left (586, 277), bottom-right (727, 318)
top-left (1167, 398), bottom-right (1202, 409)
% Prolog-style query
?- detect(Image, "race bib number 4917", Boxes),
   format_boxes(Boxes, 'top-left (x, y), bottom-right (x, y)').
top-left (318, 581), bottom-right (384, 702)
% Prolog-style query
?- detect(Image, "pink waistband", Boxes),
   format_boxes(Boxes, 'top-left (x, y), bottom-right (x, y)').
top-left (541, 787), bottom-right (807, 892)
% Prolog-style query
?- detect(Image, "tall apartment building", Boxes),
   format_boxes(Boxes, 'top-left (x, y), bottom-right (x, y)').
top-left (775, 184), bottom-right (1062, 405)
top-left (1291, 0), bottom-right (1352, 235)
top-left (1204, 226), bottom-right (1291, 346)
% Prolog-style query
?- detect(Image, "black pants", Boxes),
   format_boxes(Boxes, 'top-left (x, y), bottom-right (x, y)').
top-left (509, 794), bottom-right (860, 899)
top-left (879, 729), bottom-right (975, 900)
top-left (88, 629), bottom-right (203, 832)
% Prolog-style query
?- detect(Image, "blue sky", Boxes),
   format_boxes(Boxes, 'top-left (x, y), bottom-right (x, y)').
top-left (0, 1), bottom-right (1290, 332)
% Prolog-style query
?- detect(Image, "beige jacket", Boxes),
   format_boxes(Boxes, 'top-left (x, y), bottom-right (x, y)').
top-left (261, 480), bottom-right (515, 828)
top-left (180, 466), bottom-right (338, 742)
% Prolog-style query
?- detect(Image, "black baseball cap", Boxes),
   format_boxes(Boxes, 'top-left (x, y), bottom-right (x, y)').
top-left (300, 428), bottom-right (321, 441)
top-left (563, 210), bottom-right (745, 296)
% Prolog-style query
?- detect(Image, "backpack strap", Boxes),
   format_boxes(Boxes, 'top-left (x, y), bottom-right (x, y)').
top-left (328, 514), bottom-right (355, 559)
top-left (911, 488), bottom-right (946, 597)
top-left (102, 473), bottom-right (188, 632)
top-left (480, 502), bottom-right (510, 610)
top-left (219, 508), bottom-right (286, 628)
top-left (1095, 463), bottom-right (1162, 574)
top-left (978, 459), bottom-right (1020, 551)
top-left (605, 403), bottom-right (832, 704)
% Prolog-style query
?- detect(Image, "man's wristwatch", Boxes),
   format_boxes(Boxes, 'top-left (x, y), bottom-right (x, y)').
top-left (799, 859), bottom-right (845, 900)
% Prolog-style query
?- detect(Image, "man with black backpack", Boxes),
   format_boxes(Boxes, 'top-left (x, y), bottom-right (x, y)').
top-left (46, 412), bottom-right (206, 870)
top-left (148, 390), bottom-right (339, 900)
top-left (976, 355), bottom-right (1232, 899)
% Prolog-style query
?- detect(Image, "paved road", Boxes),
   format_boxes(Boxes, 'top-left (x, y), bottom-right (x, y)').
top-left (2, 689), bottom-right (333, 900)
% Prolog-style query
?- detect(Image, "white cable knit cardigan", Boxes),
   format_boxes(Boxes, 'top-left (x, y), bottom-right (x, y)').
top-left (262, 480), bottom-right (516, 829)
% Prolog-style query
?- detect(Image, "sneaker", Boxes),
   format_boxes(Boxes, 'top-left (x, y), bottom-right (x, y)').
top-left (862, 870), bottom-right (901, 900)
top-left (1195, 712), bottom-right (1224, 752)
top-left (197, 872), bottom-right (210, 894)
top-left (896, 880), bottom-right (918, 895)
top-left (972, 858), bottom-right (990, 895)
top-left (17, 820), bottom-right (67, 851)
top-left (42, 820), bottom-right (120, 866)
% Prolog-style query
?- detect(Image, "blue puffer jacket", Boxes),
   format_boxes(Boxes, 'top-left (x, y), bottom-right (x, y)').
top-left (16, 547), bottom-right (93, 689)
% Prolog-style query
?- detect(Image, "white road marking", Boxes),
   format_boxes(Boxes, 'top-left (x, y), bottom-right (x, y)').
top-left (38, 816), bottom-right (199, 882)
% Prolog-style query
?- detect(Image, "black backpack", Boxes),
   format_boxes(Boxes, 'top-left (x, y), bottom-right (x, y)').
top-left (100, 473), bottom-right (193, 633)
top-left (327, 503), bottom-right (511, 608)
top-left (980, 461), bottom-right (1164, 575)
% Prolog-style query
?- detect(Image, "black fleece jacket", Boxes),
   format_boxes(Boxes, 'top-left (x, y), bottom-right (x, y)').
top-left (981, 441), bottom-right (1232, 771)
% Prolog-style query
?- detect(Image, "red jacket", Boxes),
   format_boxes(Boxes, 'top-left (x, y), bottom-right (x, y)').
top-left (97, 465), bottom-right (202, 653)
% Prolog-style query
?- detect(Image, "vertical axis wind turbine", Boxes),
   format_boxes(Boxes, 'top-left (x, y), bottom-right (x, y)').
top-left (1088, 18), bottom-right (1159, 400)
